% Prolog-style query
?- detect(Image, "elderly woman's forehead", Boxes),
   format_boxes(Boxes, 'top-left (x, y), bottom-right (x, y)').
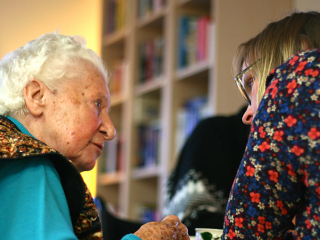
top-left (75, 60), bottom-right (107, 79)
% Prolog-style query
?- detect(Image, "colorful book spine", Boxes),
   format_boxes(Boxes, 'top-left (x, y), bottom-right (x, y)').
top-left (137, 120), bottom-right (161, 168)
top-left (106, 0), bottom-right (127, 34)
top-left (175, 96), bottom-right (210, 154)
top-left (137, 205), bottom-right (159, 223)
top-left (138, 0), bottom-right (166, 18)
top-left (178, 16), bottom-right (189, 68)
top-left (153, 37), bottom-right (164, 77)
top-left (109, 59), bottom-right (126, 94)
top-left (177, 15), bottom-right (211, 69)
top-left (139, 37), bottom-right (165, 83)
top-left (104, 132), bottom-right (124, 173)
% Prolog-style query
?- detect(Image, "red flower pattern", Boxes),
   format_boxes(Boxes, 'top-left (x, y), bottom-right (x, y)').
top-left (268, 170), bottom-right (279, 183)
top-left (308, 127), bottom-right (320, 140)
top-left (287, 79), bottom-right (297, 94)
top-left (273, 130), bottom-right (284, 141)
top-left (291, 145), bottom-right (304, 156)
top-left (250, 192), bottom-right (260, 203)
top-left (258, 141), bottom-right (270, 152)
top-left (235, 217), bottom-right (243, 228)
top-left (246, 166), bottom-right (255, 177)
top-left (284, 115), bottom-right (297, 127)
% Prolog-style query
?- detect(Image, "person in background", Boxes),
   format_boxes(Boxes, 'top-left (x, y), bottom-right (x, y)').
top-left (224, 11), bottom-right (320, 239)
top-left (0, 32), bottom-right (189, 240)
top-left (163, 106), bottom-right (250, 236)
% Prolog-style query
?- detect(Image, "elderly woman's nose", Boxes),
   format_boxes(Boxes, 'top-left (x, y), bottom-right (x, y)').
top-left (99, 114), bottom-right (116, 140)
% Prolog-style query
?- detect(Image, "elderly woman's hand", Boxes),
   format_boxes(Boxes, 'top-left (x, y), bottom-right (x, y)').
top-left (134, 215), bottom-right (189, 240)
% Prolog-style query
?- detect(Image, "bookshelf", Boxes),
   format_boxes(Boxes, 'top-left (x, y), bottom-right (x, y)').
top-left (97, 0), bottom-right (293, 221)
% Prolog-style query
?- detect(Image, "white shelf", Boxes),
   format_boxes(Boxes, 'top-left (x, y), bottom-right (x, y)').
top-left (175, 60), bottom-right (210, 81)
top-left (178, 0), bottom-right (210, 8)
top-left (103, 28), bottom-right (128, 47)
top-left (132, 165), bottom-right (160, 179)
top-left (134, 76), bottom-right (165, 96)
top-left (136, 7), bottom-right (168, 29)
top-left (98, 171), bottom-right (125, 186)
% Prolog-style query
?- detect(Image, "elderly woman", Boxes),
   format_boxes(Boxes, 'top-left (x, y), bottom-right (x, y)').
top-left (0, 33), bottom-right (189, 240)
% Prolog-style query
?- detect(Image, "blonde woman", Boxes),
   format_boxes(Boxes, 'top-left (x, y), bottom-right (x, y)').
top-left (224, 11), bottom-right (320, 239)
top-left (234, 11), bottom-right (320, 125)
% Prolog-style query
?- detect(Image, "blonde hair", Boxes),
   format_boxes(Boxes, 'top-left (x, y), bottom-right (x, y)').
top-left (0, 32), bottom-right (108, 116)
top-left (233, 11), bottom-right (320, 103)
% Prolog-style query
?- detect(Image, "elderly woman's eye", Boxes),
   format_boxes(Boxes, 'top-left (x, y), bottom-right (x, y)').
top-left (94, 101), bottom-right (101, 109)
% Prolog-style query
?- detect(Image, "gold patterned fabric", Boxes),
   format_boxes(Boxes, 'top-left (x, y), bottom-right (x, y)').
top-left (0, 116), bottom-right (103, 239)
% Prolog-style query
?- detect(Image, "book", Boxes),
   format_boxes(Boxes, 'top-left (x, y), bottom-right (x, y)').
top-left (136, 119), bottom-right (161, 168)
top-left (154, 37), bottom-right (165, 77)
top-left (104, 132), bottom-right (124, 173)
top-left (138, 37), bottom-right (165, 83)
top-left (105, 0), bottom-right (126, 34)
top-left (137, 205), bottom-right (159, 223)
top-left (134, 97), bottom-right (160, 123)
top-left (177, 15), bottom-right (211, 69)
top-left (175, 96), bottom-right (210, 154)
top-left (197, 16), bottom-right (210, 61)
top-left (138, 0), bottom-right (166, 19)
top-left (186, 16), bottom-right (197, 66)
top-left (105, 134), bottom-right (118, 173)
top-left (178, 16), bottom-right (189, 68)
top-left (109, 59), bottom-right (126, 94)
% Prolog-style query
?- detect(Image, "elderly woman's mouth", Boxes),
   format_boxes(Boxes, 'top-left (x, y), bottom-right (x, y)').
top-left (92, 142), bottom-right (103, 150)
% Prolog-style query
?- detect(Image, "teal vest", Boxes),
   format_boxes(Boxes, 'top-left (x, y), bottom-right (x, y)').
top-left (0, 116), bottom-right (103, 239)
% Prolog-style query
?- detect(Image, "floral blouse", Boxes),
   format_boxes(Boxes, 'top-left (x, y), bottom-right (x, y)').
top-left (223, 49), bottom-right (320, 239)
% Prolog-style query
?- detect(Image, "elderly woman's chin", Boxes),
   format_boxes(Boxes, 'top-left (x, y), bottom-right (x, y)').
top-left (72, 157), bottom-right (98, 172)
top-left (68, 150), bottom-right (101, 172)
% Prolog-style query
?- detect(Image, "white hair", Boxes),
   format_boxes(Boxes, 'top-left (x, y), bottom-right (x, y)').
top-left (0, 32), bottom-right (108, 116)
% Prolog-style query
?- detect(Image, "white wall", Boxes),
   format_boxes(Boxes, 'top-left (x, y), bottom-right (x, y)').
top-left (0, 0), bottom-right (102, 58)
top-left (294, 0), bottom-right (320, 11)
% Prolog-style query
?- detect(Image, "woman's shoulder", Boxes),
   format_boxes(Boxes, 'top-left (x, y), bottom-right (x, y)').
top-left (0, 156), bottom-right (59, 181)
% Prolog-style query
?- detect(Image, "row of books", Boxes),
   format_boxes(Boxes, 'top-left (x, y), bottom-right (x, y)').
top-left (137, 205), bottom-right (159, 223)
top-left (139, 37), bottom-right (165, 83)
top-left (105, 0), bottom-right (128, 34)
top-left (177, 15), bottom-right (211, 69)
top-left (175, 96), bottom-right (211, 154)
top-left (136, 120), bottom-right (161, 168)
top-left (100, 120), bottom-right (161, 173)
top-left (138, 0), bottom-right (167, 19)
top-left (101, 133), bottom-right (124, 173)
top-left (109, 59), bottom-right (127, 95)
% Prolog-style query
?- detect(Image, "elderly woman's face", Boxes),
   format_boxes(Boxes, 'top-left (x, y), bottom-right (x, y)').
top-left (43, 64), bottom-right (116, 171)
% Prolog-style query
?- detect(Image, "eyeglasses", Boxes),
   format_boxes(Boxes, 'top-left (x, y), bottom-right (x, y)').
top-left (234, 60), bottom-right (259, 105)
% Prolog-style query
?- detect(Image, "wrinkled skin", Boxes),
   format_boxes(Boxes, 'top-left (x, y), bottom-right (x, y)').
top-left (134, 215), bottom-right (190, 240)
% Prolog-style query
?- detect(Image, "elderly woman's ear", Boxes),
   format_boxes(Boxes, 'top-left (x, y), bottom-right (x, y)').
top-left (23, 79), bottom-right (48, 117)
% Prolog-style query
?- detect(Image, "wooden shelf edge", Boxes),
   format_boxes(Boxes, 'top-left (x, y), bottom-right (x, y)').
top-left (103, 28), bottom-right (128, 47)
top-left (132, 165), bottom-right (160, 179)
top-left (178, 0), bottom-right (211, 8)
top-left (134, 76), bottom-right (165, 96)
top-left (178, 0), bottom-right (191, 6)
top-left (98, 171), bottom-right (125, 186)
top-left (136, 7), bottom-right (168, 29)
top-left (175, 60), bottom-right (210, 80)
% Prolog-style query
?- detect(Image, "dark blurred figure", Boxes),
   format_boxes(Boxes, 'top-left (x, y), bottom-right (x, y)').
top-left (163, 106), bottom-right (250, 235)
